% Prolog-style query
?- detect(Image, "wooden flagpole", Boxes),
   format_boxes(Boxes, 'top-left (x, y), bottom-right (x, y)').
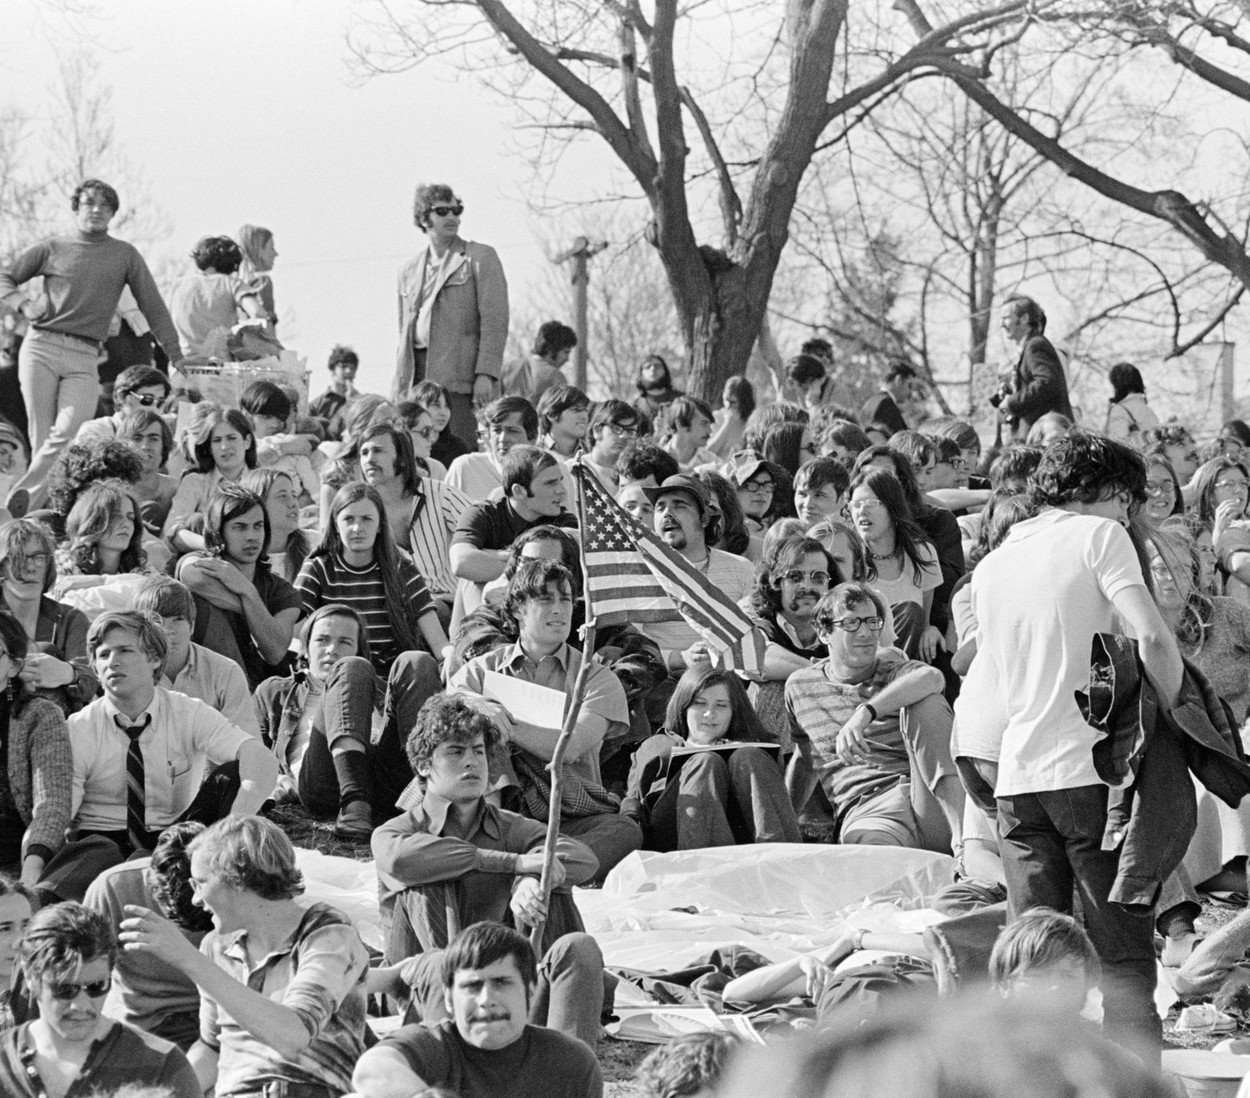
top-left (529, 462), bottom-right (598, 954)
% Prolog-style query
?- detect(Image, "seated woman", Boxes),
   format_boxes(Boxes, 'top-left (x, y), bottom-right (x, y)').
top-left (0, 608), bottom-right (72, 889)
top-left (51, 481), bottom-right (151, 622)
top-left (256, 604), bottom-right (436, 838)
top-left (0, 520), bottom-right (97, 714)
top-left (117, 408), bottom-right (177, 536)
top-left (396, 400), bottom-right (448, 480)
top-left (413, 379), bottom-right (472, 467)
top-left (296, 481), bottom-right (449, 677)
top-left (621, 666), bottom-right (800, 851)
top-left (167, 235), bottom-right (246, 359)
top-left (164, 406), bottom-right (258, 555)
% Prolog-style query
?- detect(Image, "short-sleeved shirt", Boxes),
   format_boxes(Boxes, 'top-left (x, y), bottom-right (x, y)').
top-left (409, 475), bottom-right (474, 597)
top-left (971, 508), bottom-right (1146, 795)
top-left (786, 649), bottom-right (928, 816)
top-left (181, 561), bottom-right (303, 690)
top-left (452, 498), bottom-right (577, 553)
top-left (447, 452), bottom-right (504, 501)
top-left (382, 1020), bottom-right (602, 1098)
top-left (200, 902), bottom-right (370, 1098)
top-left (294, 551), bottom-right (435, 674)
top-left (68, 687), bottom-right (253, 832)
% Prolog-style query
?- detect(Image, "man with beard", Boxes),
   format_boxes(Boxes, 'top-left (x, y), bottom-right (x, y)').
top-left (744, 537), bottom-right (837, 681)
top-left (353, 922), bottom-right (602, 1098)
top-left (785, 584), bottom-right (963, 853)
top-left (84, 822), bottom-right (211, 1049)
top-left (176, 483), bottom-right (303, 689)
top-left (642, 475), bottom-right (755, 681)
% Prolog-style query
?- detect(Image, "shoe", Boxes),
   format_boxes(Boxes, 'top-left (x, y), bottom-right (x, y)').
top-left (5, 488), bottom-right (29, 518)
top-left (1177, 1003), bottom-right (1238, 1034)
top-left (333, 800), bottom-right (373, 839)
top-left (1162, 932), bottom-right (1201, 968)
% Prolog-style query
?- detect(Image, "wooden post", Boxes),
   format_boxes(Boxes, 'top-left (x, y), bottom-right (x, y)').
top-left (528, 621), bottom-right (597, 955)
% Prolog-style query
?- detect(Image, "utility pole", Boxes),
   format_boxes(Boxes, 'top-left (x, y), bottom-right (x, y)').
top-left (554, 236), bottom-right (607, 392)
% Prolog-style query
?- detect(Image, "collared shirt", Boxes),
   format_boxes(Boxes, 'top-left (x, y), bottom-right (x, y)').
top-left (450, 642), bottom-right (628, 787)
top-left (414, 247), bottom-right (462, 348)
top-left (445, 451), bottom-right (504, 501)
top-left (200, 903), bottom-right (369, 1098)
top-left (166, 642), bottom-right (259, 737)
top-left (645, 548), bottom-right (757, 664)
top-left (408, 475), bottom-right (473, 597)
top-left (372, 791), bottom-right (599, 928)
top-left (68, 686), bottom-right (253, 832)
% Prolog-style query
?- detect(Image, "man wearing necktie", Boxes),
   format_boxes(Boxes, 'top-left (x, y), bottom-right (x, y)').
top-left (41, 610), bottom-right (278, 901)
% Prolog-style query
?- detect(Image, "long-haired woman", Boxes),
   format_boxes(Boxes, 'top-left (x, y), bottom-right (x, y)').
top-left (52, 481), bottom-right (150, 622)
top-left (296, 482), bottom-right (448, 676)
top-left (1189, 454), bottom-right (1250, 604)
top-left (164, 406), bottom-right (257, 554)
top-left (847, 468), bottom-right (941, 660)
top-left (621, 665), bottom-right (800, 851)
top-left (709, 376), bottom-right (755, 459)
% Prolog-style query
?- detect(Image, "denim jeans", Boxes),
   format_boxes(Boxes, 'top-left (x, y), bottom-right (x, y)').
top-left (997, 784), bottom-right (1160, 1066)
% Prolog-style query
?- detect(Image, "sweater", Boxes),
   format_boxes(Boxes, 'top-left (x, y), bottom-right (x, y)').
top-left (1, 695), bottom-right (73, 864)
top-left (0, 231), bottom-right (183, 361)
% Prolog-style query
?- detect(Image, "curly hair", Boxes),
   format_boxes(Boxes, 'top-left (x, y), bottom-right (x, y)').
top-left (61, 480), bottom-right (146, 576)
top-left (406, 693), bottom-right (502, 785)
top-left (748, 535), bottom-right (839, 620)
top-left (71, 178), bottom-right (119, 214)
top-left (1029, 430), bottom-right (1147, 512)
top-left (190, 235), bottom-right (243, 274)
top-left (145, 822), bottom-right (214, 933)
top-left (45, 440), bottom-right (143, 517)
top-left (637, 1031), bottom-right (740, 1098)
top-left (412, 182), bottom-right (459, 230)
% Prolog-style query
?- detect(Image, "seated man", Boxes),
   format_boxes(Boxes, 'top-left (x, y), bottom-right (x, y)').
top-left (581, 399), bottom-right (647, 491)
top-left (83, 821), bottom-right (211, 1049)
top-left (73, 364), bottom-right (171, 447)
top-left (449, 560), bottom-right (642, 880)
top-left (353, 921), bottom-right (603, 1098)
top-left (372, 693), bottom-right (608, 1048)
top-left (745, 535), bottom-right (837, 683)
top-left (256, 603), bottom-right (440, 837)
top-left (449, 445), bottom-right (577, 587)
top-left (120, 816), bottom-right (370, 1098)
top-left (0, 900), bottom-right (199, 1098)
top-left (133, 574), bottom-right (259, 736)
top-left (785, 583), bottom-right (963, 852)
top-left (44, 610), bottom-right (278, 901)
top-left (446, 395), bottom-right (539, 501)
top-left (176, 483), bottom-right (303, 690)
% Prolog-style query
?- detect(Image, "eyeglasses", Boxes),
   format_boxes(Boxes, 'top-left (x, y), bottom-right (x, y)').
top-left (606, 422), bottom-right (639, 439)
top-left (848, 498), bottom-right (884, 513)
top-left (824, 615), bottom-right (884, 633)
top-left (46, 977), bottom-right (112, 1001)
top-left (431, 204), bottom-right (464, 217)
top-left (778, 569), bottom-right (831, 587)
top-left (125, 392), bottom-right (161, 407)
top-left (740, 479), bottom-right (774, 494)
top-left (1144, 480), bottom-right (1173, 497)
top-left (1216, 478), bottom-right (1250, 492)
top-left (411, 426), bottom-right (437, 440)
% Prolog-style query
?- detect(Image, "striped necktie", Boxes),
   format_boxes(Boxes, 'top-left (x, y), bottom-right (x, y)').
top-left (114, 714), bottom-right (152, 853)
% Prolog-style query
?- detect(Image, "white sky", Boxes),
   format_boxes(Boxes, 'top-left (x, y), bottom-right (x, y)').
top-left (1, 0), bottom-right (573, 399)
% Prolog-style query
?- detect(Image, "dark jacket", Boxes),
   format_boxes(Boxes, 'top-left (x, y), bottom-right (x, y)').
top-left (1002, 333), bottom-right (1073, 430)
top-left (1075, 632), bottom-right (1250, 908)
top-left (860, 391), bottom-right (908, 437)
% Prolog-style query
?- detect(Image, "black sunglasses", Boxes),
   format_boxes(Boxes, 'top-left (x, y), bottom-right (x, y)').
top-left (431, 204), bottom-right (464, 217)
top-left (46, 977), bottom-right (112, 1001)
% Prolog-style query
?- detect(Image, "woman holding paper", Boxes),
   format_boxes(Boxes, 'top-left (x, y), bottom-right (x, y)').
top-left (621, 666), bottom-right (801, 851)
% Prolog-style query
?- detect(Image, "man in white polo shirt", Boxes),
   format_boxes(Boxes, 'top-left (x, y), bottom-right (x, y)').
top-left (970, 431), bottom-right (1182, 1066)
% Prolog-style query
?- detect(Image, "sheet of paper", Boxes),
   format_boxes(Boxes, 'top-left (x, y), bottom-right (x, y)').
top-left (668, 742), bottom-right (780, 760)
top-left (481, 669), bottom-right (567, 731)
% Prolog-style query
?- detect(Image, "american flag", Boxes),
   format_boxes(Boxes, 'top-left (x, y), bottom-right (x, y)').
top-left (574, 463), bottom-right (765, 676)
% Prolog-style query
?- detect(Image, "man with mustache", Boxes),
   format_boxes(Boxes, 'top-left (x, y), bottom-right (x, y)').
top-left (744, 536), bottom-right (839, 681)
top-left (370, 692), bottom-right (610, 1053)
top-left (785, 583), bottom-right (964, 854)
top-left (449, 560), bottom-right (641, 881)
top-left (354, 922), bottom-right (602, 1098)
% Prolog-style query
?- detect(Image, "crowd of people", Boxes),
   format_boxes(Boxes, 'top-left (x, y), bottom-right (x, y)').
top-left (0, 175), bottom-right (1248, 1096)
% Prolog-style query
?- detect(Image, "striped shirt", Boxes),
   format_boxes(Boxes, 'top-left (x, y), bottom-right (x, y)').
top-left (294, 551), bottom-right (435, 674)
top-left (408, 476), bottom-right (473, 597)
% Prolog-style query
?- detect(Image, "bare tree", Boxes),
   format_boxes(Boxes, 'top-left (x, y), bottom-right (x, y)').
top-left (350, 0), bottom-right (1035, 402)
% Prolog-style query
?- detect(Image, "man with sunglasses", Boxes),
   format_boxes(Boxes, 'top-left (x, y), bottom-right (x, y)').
top-left (744, 536), bottom-right (838, 682)
top-left (73, 363), bottom-right (171, 448)
top-left (394, 183), bottom-right (509, 443)
top-left (785, 582), bottom-right (964, 853)
top-left (0, 900), bottom-right (199, 1097)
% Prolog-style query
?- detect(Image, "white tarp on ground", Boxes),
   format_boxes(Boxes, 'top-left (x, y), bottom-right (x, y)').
top-left (297, 843), bottom-right (953, 965)
top-left (575, 844), bottom-right (954, 971)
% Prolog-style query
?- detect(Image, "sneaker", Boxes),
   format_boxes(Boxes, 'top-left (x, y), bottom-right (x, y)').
top-left (1177, 1004), bottom-right (1238, 1034)
top-left (5, 488), bottom-right (29, 519)
top-left (333, 800), bottom-right (373, 840)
